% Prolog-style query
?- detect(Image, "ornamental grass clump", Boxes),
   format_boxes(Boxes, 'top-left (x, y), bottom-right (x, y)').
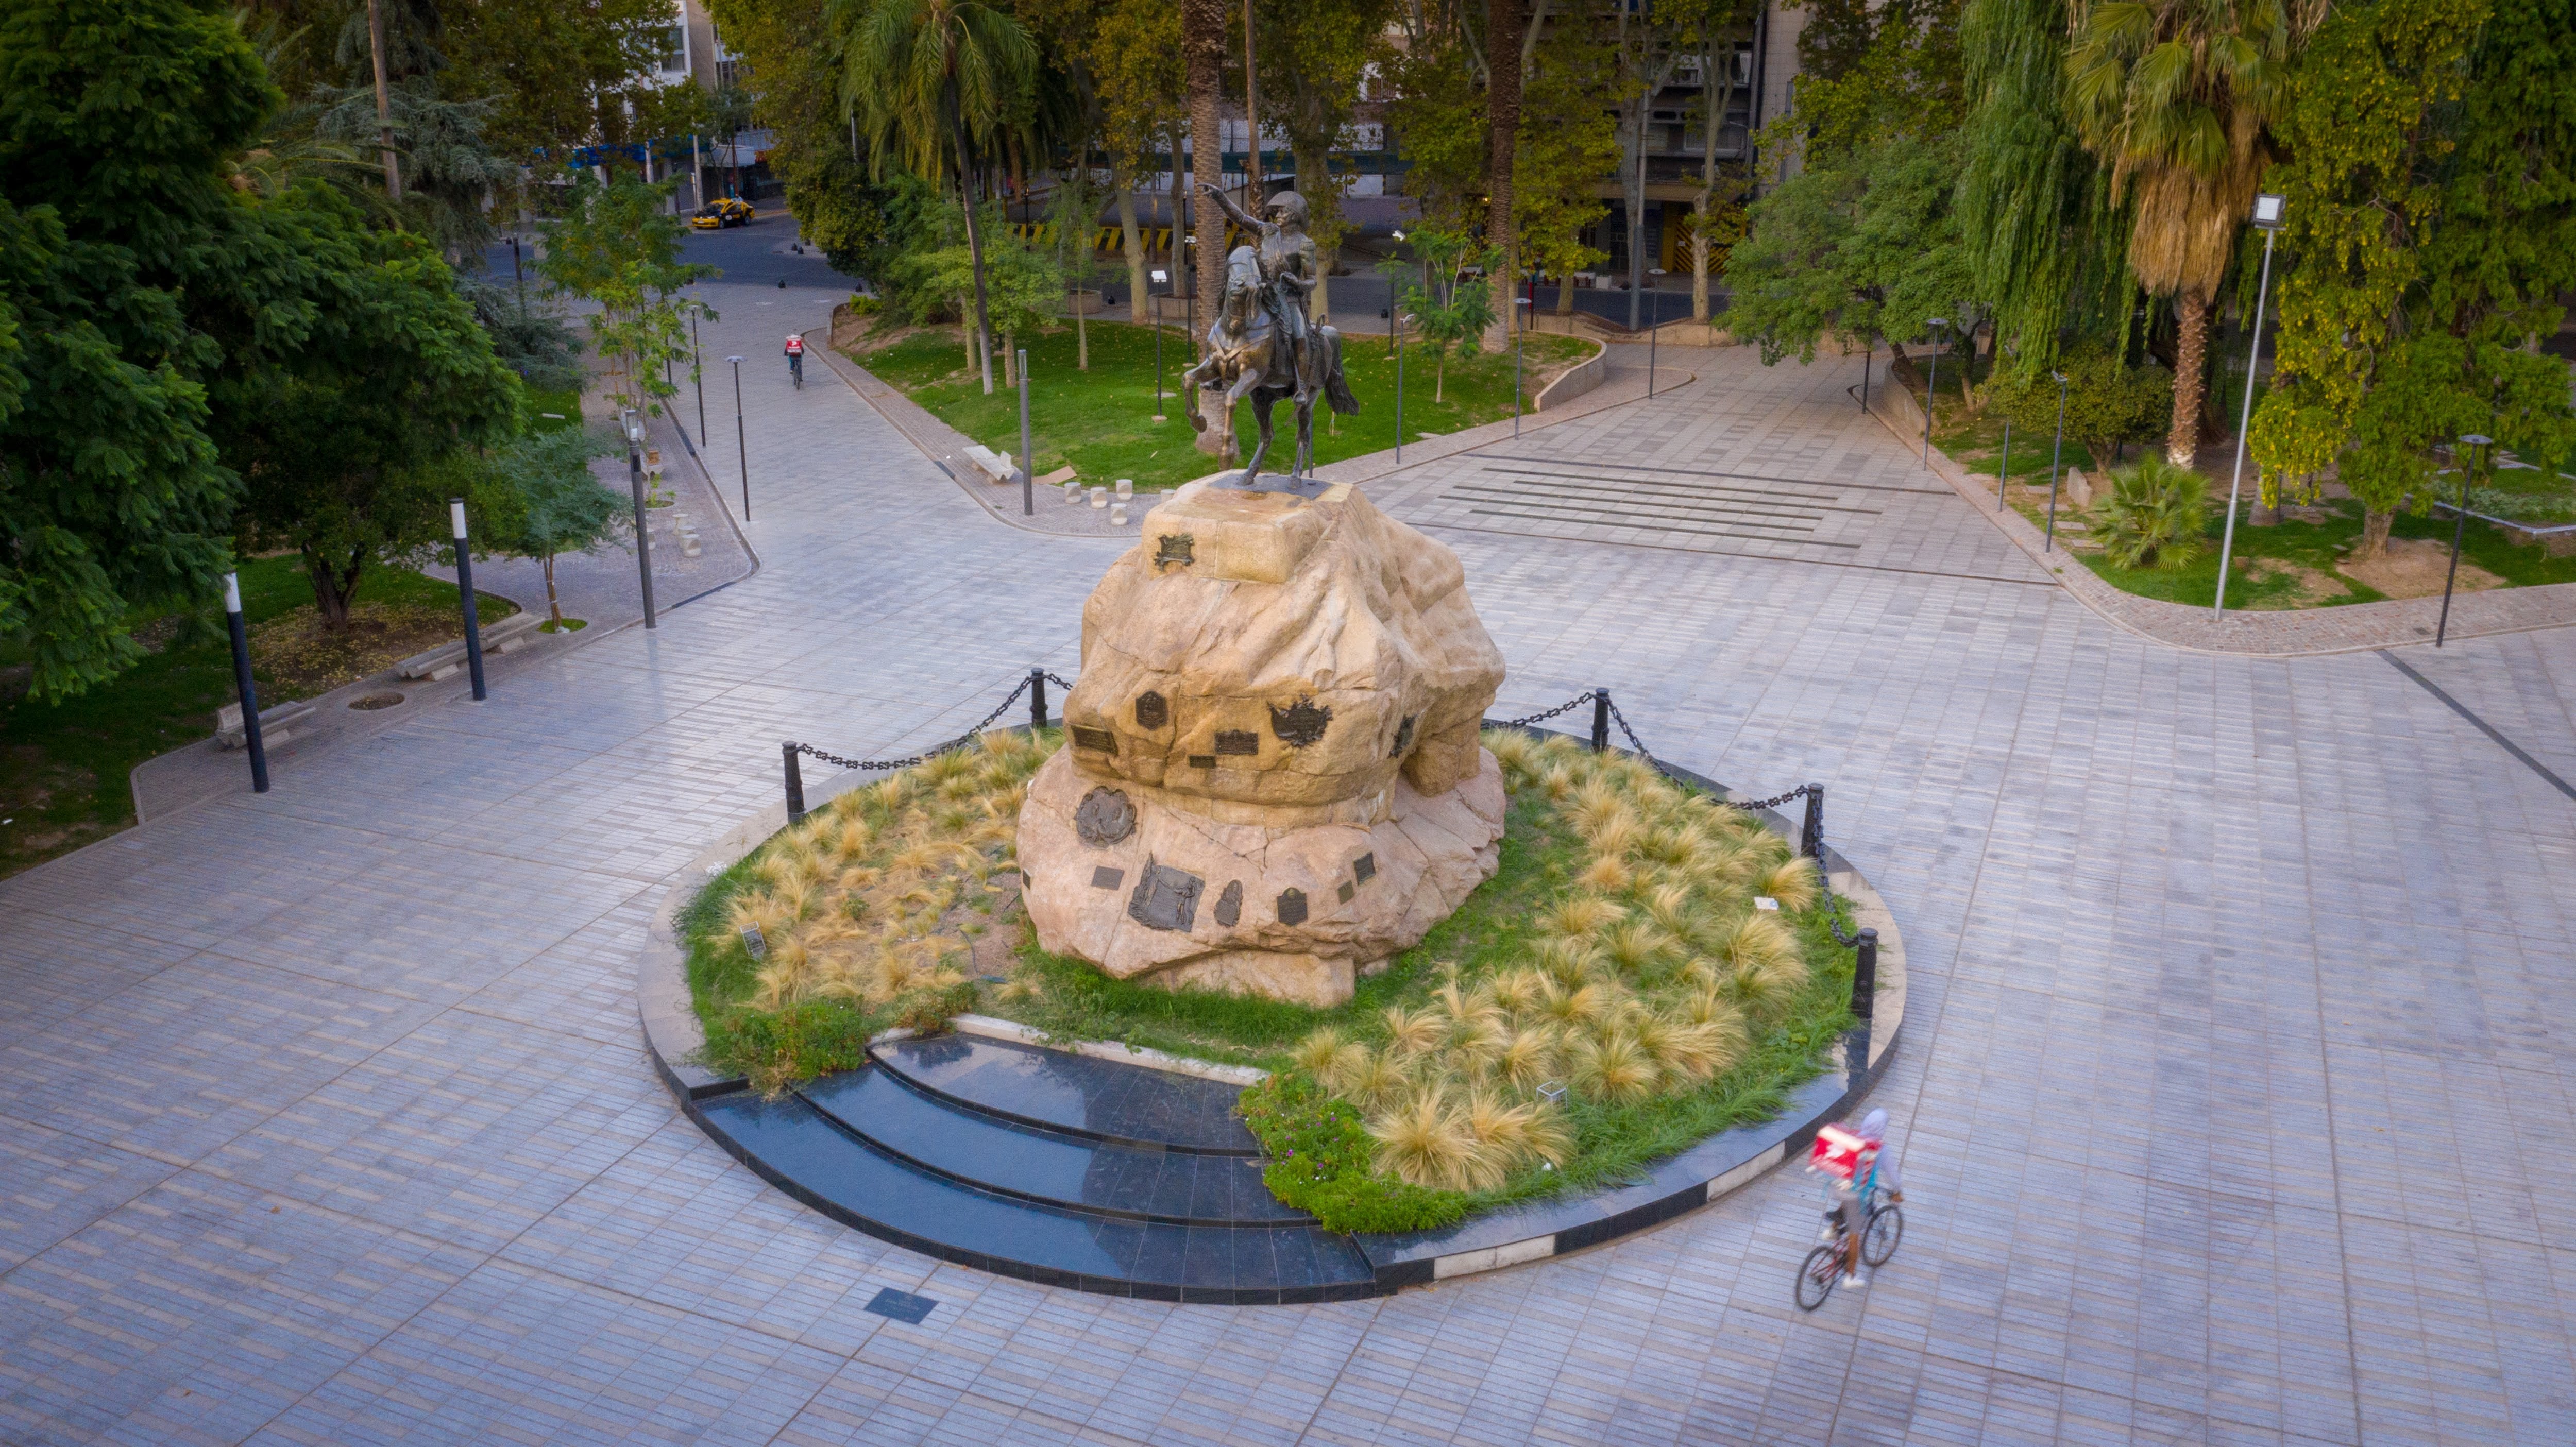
top-left (2096, 454), bottom-right (2211, 569)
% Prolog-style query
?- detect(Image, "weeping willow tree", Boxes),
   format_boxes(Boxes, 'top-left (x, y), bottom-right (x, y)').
top-left (1956, 0), bottom-right (2085, 380)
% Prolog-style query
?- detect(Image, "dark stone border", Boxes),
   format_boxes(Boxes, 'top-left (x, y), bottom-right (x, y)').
top-left (638, 723), bottom-right (1905, 1298)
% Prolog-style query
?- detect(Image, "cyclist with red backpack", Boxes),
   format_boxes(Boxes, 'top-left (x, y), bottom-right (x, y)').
top-left (785, 332), bottom-right (805, 388)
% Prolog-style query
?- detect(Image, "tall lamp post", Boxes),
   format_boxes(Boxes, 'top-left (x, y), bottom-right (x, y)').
top-left (1395, 313), bottom-right (1413, 465)
top-left (621, 408), bottom-right (658, 628)
top-left (1921, 317), bottom-right (1950, 467)
top-left (2212, 192), bottom-right (2287, 619)
top-left (222, 572), bottom-right (269, 794)
top-left (726, 356), bottom-right (750, 521)
top-left (1514, 297), bottom-right (1530, 436)
top-left (2044, 370), bottom-right (2070, 551)
top-left (1151, 267), bottom-right (1169, 421)
top-left (2439, 434), bottom-right (2490, 648)
top-left (691, 308), bottom-right (708, 447)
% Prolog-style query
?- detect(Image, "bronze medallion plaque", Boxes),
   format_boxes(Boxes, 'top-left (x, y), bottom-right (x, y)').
top-left (1074, 787), bottom-right (1137, 846)
top-left (1070, 725), bottom-right (1118, 754)
top-left (1213, 880), bottom-right (1243, 927)
top-left (1276, 887), bottom-right (1308, 926)
top-left (1134, 691), bottom-right (1169, 729)
top-left (1269, 697), bottom-right (1331, 748)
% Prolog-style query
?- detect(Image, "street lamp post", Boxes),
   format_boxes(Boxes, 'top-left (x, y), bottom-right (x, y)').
top-left (2439, 434), bottom-right (2490, 648)
top-left (692, 310), bottom-right (708, 448)
top-left (2044, 370), bottom-right (2070, 552)
top-left (1514, 297), bottom-right (1530, 436)
top-left (1151, 267), bottom-right (1169, 421)
top-left (622, 408), bottom-right (658, 628)
top-left (1018, 347), bottom-right (1035, 516)
top-left (222, 572), bottom-right (269, 793)
top-left (2213, 193), bottom-right (2287, 619)
top-left (449, 499), bottom-right (487, 702)
top-left (1922, 317), bottom-right (1950, 467)
top-left (509, 235), bottom-right (526, 315)
top-left (726, 356), bottom-right (749, 521)
top-left (1396, 313), bottom-right (1413, 465)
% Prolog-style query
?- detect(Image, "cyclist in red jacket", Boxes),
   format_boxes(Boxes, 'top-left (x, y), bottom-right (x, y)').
top-left (785, 332), bottom-right (805, 387)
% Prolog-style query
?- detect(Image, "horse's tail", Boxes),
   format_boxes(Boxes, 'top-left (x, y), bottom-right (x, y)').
top-left (1321, 330), bottom-right (1360, 415)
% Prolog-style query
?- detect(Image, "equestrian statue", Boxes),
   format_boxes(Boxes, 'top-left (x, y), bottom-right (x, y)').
top-left (1178, 184), bottom-right (1359, 484)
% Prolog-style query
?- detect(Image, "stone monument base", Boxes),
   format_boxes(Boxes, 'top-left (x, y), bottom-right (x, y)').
top-left (1018, 746), bottom-right (1507, 1006)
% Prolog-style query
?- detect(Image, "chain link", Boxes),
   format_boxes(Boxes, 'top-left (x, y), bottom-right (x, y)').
top-left (1043, 671), bottom-right (1077, 692)
top-left (788, 673), bottom-right (1037, 774)
top-left (1494, 691), bottom-right (1597, 729)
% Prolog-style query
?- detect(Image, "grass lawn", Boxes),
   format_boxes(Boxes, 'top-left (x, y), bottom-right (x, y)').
top-left (0, 558), bottom-right (513, 880)
top-left (850, 319), bottom-right (1596, 492)
top-left (1910, 373), bottom-right (2576, 608)
top-left (683, 729), bottom-right (1857, 1234)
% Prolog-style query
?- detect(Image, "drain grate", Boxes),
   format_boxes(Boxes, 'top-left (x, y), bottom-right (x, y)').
top-left (865, 1287), bottom-right (938, 1324)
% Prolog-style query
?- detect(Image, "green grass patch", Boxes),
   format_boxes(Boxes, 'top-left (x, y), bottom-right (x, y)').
top-left (850, 319), bottom-right (1595, 492)
top-left (0, 558), bottom-right (507, 879)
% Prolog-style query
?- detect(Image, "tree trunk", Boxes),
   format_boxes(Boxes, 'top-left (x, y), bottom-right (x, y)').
top-left (954, 115), bottom-right (997, 396)
top-left (304, 547), bottom-right (365, 632)
top-left (2356, 506), bottom-right (2394, 560)
top-left (1436, 352), bottom-right (1445, 404)
top-left (2167, 293), bottom-right (2211, 466)
top-left (1691, 43), bottom-right (1735, 325)
top-left (1183, 0), bottom-right (1227, 361)
top-left (1004, 330), bottom-right (1016, 386)
top-left (1622, 107), bottom-right (1647, 331)
top-left (959, 297), bottom-right (974, 373)
top-left (1118, 180), bottom-right (1148, 325)
top-left (543, 553), bottom-right (562, 624)
top-left (1486, 0), bottom-right (1524, 346)
top-left (1556, 270), bottom-right (1575, 316)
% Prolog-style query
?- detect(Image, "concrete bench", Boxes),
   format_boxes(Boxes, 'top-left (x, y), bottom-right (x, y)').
top-left (958, 444), bottom-right (1017, 486)
top-left (216, 698), bottom-right (317, 750)
top-left (395, 611), bottom-right (543, 681)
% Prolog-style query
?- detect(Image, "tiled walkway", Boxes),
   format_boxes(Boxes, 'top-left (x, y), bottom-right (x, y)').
top-left (3, 282), bottom-right (2572, 1445)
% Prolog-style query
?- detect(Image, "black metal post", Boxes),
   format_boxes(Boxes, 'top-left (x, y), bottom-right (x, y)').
top-left (1154, 288), bottom-right (1165, 420)
top-left (1851, 927), bottom-right (1878, 1023)
top-left (1997, 418), bottom-right (2011, 510)
top-left (1019, 348), bottom-right (1035, 516)
top-left (1646, 311), bottom-right (1657, 398)
top-left (2439, 437), bottom-right (2484, 647)
top-left (624, 414), bottom-right (658, 628)
top-left (1799, 784), bottom-right (1823, 859)
top-left (728, 356), bottom-right (750, 521)
top-left (449, 500), bottom-right (487, 701)
top-left (1921, 322), bottom-right (1944, 467)
top-left (510, 235), bottom-right (524, 314)
top-left (783, 743), bottom-right (807, 823)
top-left (1395, 324), bottom-right (1404, 465)
top-left (1029, 668), bottom-right (1049, 730)
top-left (1514, 312), bottom-right (1523, 438)
top-left (1589, 688), bottom-right (1610, 752)
top-left (692, 311), bottom-right (707, 448)
top-left (1860, 342), bottom-right (1871, 412)
top-left (2045, 372), bottom-right (2069, 552)
top-left (223, 572), bottom-right (269, 793)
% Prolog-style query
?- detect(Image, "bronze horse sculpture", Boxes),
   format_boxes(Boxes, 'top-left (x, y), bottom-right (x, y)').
top-left (1180, 244), bottom-right (1359, 483)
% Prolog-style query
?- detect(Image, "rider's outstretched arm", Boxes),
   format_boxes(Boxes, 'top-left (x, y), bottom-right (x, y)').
top-left (1198, 182), bottom-right (1262, 233)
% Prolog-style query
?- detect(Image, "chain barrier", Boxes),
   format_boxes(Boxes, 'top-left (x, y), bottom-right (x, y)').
top-left (1495, 692), bottom-right (1597, 729)
top-left (786, 672), bottom-right (1037, 775)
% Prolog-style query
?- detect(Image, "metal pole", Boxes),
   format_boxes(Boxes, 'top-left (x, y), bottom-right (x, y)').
top-left (783, 743), bottom-right (807, 823)
top-left (1647, 313), bottom-right (1657, 398)
top-left (1997, 418), bottom-right (2011, 510)
top-left (1799, 785), bottom-right (1823, 859)
top-left (1589, 688), bottom-right (1610, 752)
top-left (728, 356), bottom-right (749, 520)
top-left (2439, 437), bottom-right (2485, 648)
top-left (1860, 341), bottom-right (1870, 412)
top-left (2045, 373), bottom-right (2067, 552)
top-left (1018, 348), bottom-right (1035, 515)
top-left (1154, 276), bottom-right (1166, 420)
top-left (1029, 668), bottom-right (1049, 730)
top-left (1395, 322), bottom-right (1404, 465)
top-left (449, 500), bottom-right (487, 701)
top-left (692, 311), bottom-right (707, 447)
top-left (511, 236), bottom-right (525, 314)
top-left (1921, 322), bottom-right (1944, 467)
top-left (2212, 227), bottom-right (2279, 619)
top-left (624, 411), bottom-right (658, 628)
top-left (1514, 309), bottom-right (1524, 437)
top-left (1851, 927), bottom-right (1878, 1022)
top-left (223, 572), bottom-right (269, 793)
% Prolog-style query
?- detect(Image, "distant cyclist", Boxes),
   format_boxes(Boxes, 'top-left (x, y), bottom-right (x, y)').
top-left (785, 332), bottom-right (805, 388)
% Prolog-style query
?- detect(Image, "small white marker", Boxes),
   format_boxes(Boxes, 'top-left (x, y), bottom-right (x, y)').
top-left (1754, 896), bottom-right (1780, 912)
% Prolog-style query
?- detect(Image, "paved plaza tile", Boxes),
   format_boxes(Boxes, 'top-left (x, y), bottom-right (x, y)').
top-left (1, 278), bottom-right (2572, 1443)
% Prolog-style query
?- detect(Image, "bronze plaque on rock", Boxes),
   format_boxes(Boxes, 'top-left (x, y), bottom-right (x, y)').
top-left (1134, 691), bottom-right (1168, 729)
top-left (1276, 887), bottom-right (1308, 926)
top-left (1074, 787), bottom-right (1137, 846)
top-left (1269, 697), bottom-right (1331, 748)
top-left (1127, 862), bottom-right (1204, 932)
top-left (1353, 852), bottom-right (1376, 884)
top-left (1213, 730), bottom-right (1259, 756)
top-left (1071, 725), bottom-right (1117, 754)
top-left (1153, 533), bottom-right (1195, 570)
top-left (1188, 754), bottom-right (1217, 769)
top-left (1213, 880), bottom-right (1243, 927)
top-left (1090, 866), bottom-right (1125, 889)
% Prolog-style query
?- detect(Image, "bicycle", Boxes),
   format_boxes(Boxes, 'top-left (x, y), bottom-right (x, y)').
top-left (789, 352), bottom-right (804, 390)
top-left (1793, 1185), bottom-right (1903, 1311)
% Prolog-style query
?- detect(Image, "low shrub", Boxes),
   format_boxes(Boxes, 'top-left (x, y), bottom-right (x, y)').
top-left (2096, 454), bottom-right (2211, 569)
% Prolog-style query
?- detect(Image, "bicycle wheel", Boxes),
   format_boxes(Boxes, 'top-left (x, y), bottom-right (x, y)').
top-left (1794, 1245), bottom-right (1840, 1311)
top-left (1863, 1204), bottom-right (1903, 1267)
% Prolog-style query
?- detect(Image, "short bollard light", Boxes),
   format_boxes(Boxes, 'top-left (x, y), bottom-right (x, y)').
top-left (1851, 927), bottom-right (1879, 1023)
top-left (1589, 687), bottom-right (1611, 752)
top-left (622, 408), bottom-right (658, 628)
top-left (782, 741), bottom-right (807, 823)
top-left (449, 499), bottom-right (487, 702)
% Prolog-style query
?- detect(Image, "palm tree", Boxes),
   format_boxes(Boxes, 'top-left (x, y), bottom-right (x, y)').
top-left (837, 0), bottom-right (1037, 395)
top-left (2065, 0), bottom-right (2300, 465)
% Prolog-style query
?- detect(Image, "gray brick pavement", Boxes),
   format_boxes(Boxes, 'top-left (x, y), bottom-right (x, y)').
top-left (1, 284), bottom-right (2571, 1444)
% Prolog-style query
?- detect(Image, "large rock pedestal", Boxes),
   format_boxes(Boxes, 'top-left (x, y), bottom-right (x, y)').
top-left (1018, 479), bottom-right (1507, 1005)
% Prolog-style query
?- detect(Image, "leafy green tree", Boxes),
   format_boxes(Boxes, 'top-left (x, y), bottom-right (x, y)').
top-left (1385, 225), bottom-right (1497, 402)
top-left (476, 425), bottom-right (627, 626)
top-left (224, 189), bottom-right (527, 628)
top-left (2065, 0), bottom-right (2303, 466)
top-left (0, 0), bottom-right (267, 697)
top-left (537, 174), bottom-right (717, 421)
top-left (1259, 0), bottom-right (1387, 322)
top-left (1988, 342), bottom-right (2174, 465)
top-left (1086, 0), bottom-right (1186, 324)
top-left (1681, 4), bottom-right (1757, 325)
top-left (1384, 5), bottom-right (1487, 232)
top-left (2250, 0), bottom-right (2576, 558)
top-left (1725, 132), bottom-right (1973, 369)
top-left (1955, 0), bottom-right (2113, 380)
top-left (836, 0), bottom-right (1039, 395)
top-left (1514, 13), bottom-right (1618, 321)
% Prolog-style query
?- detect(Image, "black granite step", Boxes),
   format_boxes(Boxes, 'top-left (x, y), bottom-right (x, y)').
top-left (693, 1091), bottom-right (1378, 1303)
top-left (868, 1034), bottom-right (1261, 1155)
top-left (796, 1066), bottom-right (1309, 1226)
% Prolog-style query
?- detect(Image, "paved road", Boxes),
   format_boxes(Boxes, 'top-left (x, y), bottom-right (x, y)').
top-left (3, 268), bottom-right (2573, 1445)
